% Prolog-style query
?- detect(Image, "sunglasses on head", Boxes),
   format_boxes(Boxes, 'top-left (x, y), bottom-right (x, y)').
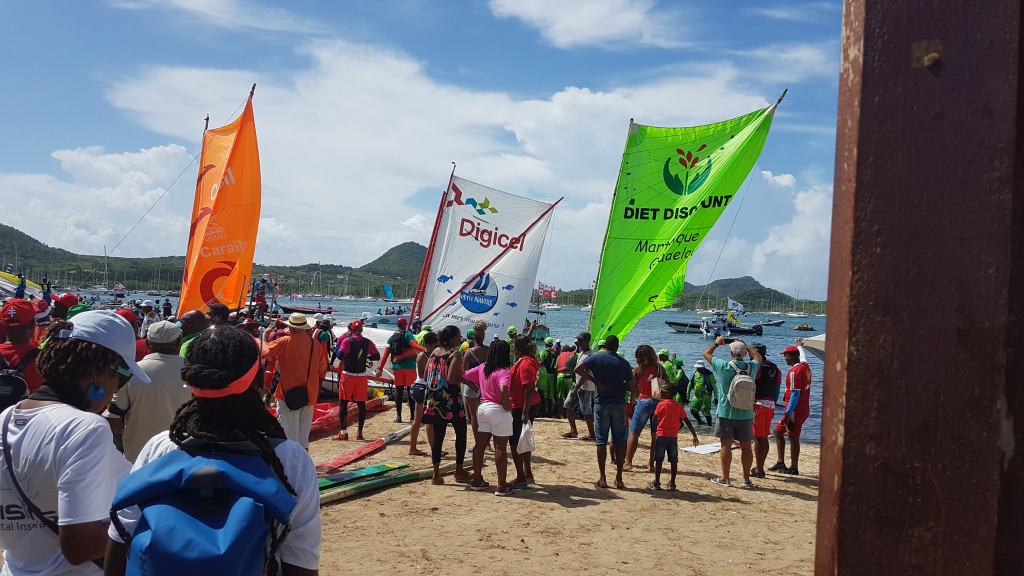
top-left (111, 364), bottom-right (133, 385)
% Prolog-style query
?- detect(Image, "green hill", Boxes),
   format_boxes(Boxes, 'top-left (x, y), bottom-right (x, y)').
top-left (0, 221), bottom-right (427, 299)
top-left (359, 242), bottom-right (427, 278)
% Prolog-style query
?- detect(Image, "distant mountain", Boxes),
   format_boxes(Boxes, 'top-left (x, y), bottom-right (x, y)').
top-left (0, 221), bottom-right (426, 298)
top-left (358, 242), bottom-right (427, 279)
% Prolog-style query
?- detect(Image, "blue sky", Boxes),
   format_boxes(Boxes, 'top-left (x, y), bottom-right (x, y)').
top-left (0, 0), bottom-right (841, 299)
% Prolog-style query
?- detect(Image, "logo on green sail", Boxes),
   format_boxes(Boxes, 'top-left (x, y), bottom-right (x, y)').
top-left (663, 144), bottom-right (712, 196)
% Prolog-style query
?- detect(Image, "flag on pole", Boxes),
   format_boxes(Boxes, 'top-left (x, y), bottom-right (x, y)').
top-left (727, 298), bottom-right (745, 313)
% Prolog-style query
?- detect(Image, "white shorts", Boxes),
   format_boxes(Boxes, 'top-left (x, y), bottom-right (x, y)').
top-left (276, 403), bottom-right (314, 449)
top-left (475, 401), bottom-right (513, 438)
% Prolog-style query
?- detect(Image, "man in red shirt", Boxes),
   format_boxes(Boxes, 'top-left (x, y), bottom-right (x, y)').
top-left (769, 342), bottom-right (812, 475)
top-left (0, 299), bottom-right (43, 392)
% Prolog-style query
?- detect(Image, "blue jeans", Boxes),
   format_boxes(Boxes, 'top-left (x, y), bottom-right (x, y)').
top-left (563, 389), bottom-right (595, 417)
top-left (654, 436), bottom-right (678, 464)
top-left (593, 402), bottom-right (628, 447)
top-left (629, 397), bottom-right (657, 434)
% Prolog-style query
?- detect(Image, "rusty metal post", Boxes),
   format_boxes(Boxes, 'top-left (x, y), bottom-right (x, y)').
top-left (818, 0), bottom-right (1024, 574)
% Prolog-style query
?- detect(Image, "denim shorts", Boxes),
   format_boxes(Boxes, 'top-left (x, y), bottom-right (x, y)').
top-left (410, 382), bottom-right (427, 405)
top-left (593, 402), bottom-right (628, 447)
top-left (629, 397), bottom-right (658, 434)
top-left (563, 389), bottom-right (595, 417)
top-left (654, 436), bottom-right (678, 464)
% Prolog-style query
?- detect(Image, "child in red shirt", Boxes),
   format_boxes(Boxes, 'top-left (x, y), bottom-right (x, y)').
top-left (651, 385), bottom-right (699, 490)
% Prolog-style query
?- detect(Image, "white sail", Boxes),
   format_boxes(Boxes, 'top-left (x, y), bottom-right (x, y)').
top-left (415, 175), bottom-right (558, 337)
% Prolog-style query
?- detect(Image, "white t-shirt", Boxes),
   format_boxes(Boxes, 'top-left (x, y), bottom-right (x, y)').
top-left (108, 353), bottom-right (192, 463)
top-left (577, 350), bottom-right (596, 392)
top-left (109, 432), bottom-right (322, 570)
top-left (0, 404), bottom-right (132, 576)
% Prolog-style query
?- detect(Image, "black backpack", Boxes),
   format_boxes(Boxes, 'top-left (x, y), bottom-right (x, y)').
top-left (0, 349), bottom-right (39, 410)
top-left (388, 330), bottom-right (410, 357)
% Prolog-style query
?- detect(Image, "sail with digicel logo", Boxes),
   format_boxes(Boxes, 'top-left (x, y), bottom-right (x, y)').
top-left (412, 174), bottom-right (561, 338)
top-left (589, 91), bottom-right (786, 342)
top-left (178, 86), bottom-right (262, 316)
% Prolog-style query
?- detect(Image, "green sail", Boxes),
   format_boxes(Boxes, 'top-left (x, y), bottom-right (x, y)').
top-left (589, 101), bottom-right (781, 342)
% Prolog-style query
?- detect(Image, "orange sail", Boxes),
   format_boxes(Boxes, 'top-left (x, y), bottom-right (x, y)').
top-left (178, 94), bottom-right (261, 315)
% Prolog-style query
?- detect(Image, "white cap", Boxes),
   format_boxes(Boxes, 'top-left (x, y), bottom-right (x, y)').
top-left (142, 300), bottom-right (155, 308)
top-left (146, 320), bottom-right (182, 344)
top-left (62, 310), bottom-right (151, 383)
top-left (314, 313), bottom-right (325, 321)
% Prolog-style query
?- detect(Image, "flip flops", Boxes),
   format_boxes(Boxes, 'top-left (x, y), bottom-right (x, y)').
top-left (561, 432), bottom-right (578, 439)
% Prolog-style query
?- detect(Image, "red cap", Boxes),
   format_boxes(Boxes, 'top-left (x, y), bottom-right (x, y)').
top-left (53, 293), bottom-right (80, 308)
top-left (396, 317), bottom-right (408, 327)
top-left (781, 345), bottom-right (800, 355)
top-left (351, 320), bottom-right (364, 332)
top-left (114, 308), bottom-right (139, 324)
top-left (33, 300), bottom-right (50, 314)
top-left (1, 299), bottom-right (35, 327)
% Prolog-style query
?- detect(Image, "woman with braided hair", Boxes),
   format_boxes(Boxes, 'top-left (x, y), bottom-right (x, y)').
top-left (0, 310), bottom-right (145, 574)
top-left (106, 326), bottom-right (321, 576)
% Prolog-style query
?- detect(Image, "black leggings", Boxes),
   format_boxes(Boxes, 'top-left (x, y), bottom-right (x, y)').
top-left (339, 400), bottom-right (366, 433)
top-left (430, 416), bottom-right (467, 466)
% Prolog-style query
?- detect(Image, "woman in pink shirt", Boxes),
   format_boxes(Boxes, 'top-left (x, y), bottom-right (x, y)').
top-left (461, 340), bottom-right (514, 496)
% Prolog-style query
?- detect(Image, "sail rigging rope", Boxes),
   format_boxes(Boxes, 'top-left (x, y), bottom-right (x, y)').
top-left (79, 97), bottom-right (249, 287)
top-left (683, 162), bottom-right (758, 325)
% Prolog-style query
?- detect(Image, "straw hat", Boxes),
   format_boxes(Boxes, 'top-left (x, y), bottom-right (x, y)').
top-left (286, 312), bottom-right (313, 329)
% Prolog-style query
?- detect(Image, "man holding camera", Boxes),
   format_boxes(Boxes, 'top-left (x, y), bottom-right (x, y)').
top-left (769, 340), bottom-right (812, 475)
top-left (703, 335), bottom-right (763, 488)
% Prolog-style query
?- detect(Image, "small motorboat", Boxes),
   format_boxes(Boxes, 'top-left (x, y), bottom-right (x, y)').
top-left (754, 319), bottom-right (785, 327)
top-left (794, 323), bottom-right (816, 331)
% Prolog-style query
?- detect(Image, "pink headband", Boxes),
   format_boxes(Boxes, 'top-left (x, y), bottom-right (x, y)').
top-left (191, 360), bottom-right (259, 399)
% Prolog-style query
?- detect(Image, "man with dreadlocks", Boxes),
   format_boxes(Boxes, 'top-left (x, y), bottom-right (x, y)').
top-left (0, 310), bottom-right (146, 573)
top-left (106, 326), bottom-right (321, 575)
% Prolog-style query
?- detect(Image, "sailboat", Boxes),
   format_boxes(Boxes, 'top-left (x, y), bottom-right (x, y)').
top-left (587, 93), bottom-right (785, 342)
top-left (177, 85), bottom-right (262, 316)
top-left (410, 172), bottom-right (561, 337)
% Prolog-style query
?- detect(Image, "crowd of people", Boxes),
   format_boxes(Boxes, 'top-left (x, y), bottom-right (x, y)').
top-left (0, 286), bottom-right (815, 573)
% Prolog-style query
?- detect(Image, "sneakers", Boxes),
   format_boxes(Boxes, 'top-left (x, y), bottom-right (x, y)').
top-left (749, 468), bottom-right (766, 478)
top-left (394, 416), bottom-right (403, 423)
top-left (709, 476), bottom-right (731, 487)
top-left (332, 431), bottom-right (349, 441)
top-left (784, 467), bottom-right (800, 475)
top-left (741, 479), bottom-right (755, 489)
top-left (767, 461), bottom-right (788, 472)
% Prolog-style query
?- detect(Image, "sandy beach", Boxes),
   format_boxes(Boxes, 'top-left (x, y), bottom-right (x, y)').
top-left (312, 407), bottom-right (819, 576)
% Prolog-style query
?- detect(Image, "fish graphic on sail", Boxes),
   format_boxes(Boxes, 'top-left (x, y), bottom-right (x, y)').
top-left (412, 174), bottom-right (561, 337)
top-left (589, 92), bottom-right (786, 342)
top-left (178, 86), bottom-right (262, 315)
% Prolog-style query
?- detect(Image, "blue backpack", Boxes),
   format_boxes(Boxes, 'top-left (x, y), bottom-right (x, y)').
top-left (110, 440), bottom-right (297, 576)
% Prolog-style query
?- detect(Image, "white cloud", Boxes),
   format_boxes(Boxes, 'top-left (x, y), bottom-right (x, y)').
top-left (746, 3), bottom-right (840, 23)
top-left (761, 170), bottom-right (796, 187)
top-left (107, 0), bottom-right (324, 33)
top-left (2, 33), bottom-right (833, 296)
top-left (489, 0), bottom-right (685, 49)
top-left (748, 184), bottom-right (833, 299)
top-left (735, 41), bottom-right (839, 83)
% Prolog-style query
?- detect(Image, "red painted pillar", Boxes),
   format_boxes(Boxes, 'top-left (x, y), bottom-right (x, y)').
top-left (818, 1), bottom-right (1024, 574)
